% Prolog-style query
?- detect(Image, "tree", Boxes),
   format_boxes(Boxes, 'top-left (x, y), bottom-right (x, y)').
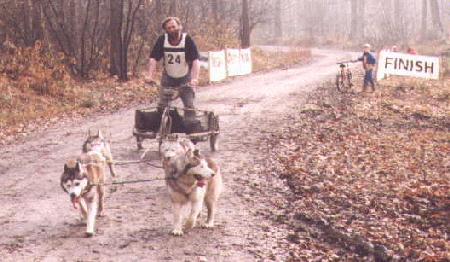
top-left (110, 0), bottom-right (144, 80)
top-left (168, 0), bottom-right (177, 16)
top-left (273, 0), bottom-right (282, 40)
top-left (110, 0), bottom-right (123, 77)
top-left (429, 0), bottom-right (443, 34)
top-left (421, 0), bottom-right (428, 39)
top-left (350, 0), bottom-right (358, 39)
top-left (210, 0), bottom-right (218, 23)
top-left (21, 0), bottom-right (32, 45)
top-left (241, 0), bottom-right (250, 48)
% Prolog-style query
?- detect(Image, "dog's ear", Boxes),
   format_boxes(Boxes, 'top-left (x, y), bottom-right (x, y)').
top-left (193, 149), bottom-right (200, 157)
top-left (76, 161), bottom-right (82, 173)
top-left (60, 178), bottom-right (68, 193)
top-left (185, 149), bottom-right (192, 157)
top-left (60, 169), bottom-right (69, 193)
top-left (185, 149), bottom-right (194, 160)
top-left (98, 129), bottom-right (103, 139)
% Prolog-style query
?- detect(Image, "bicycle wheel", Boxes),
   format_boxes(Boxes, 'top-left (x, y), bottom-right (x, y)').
top-left (347, 70), bottom-right (353, 88)
top-left (336, 75), bottom-right (344, 92)
top-left (208, 114), bottom-right (220, 152)
top-left (159, 109), bottom-right (172, 139)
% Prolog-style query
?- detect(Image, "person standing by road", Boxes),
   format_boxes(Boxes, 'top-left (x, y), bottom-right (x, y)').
top-left (355, 43), bottom-right (376, 92)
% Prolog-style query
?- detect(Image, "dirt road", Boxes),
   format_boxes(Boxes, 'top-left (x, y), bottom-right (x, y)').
top-left (0, 49), bottom-right (355, 261)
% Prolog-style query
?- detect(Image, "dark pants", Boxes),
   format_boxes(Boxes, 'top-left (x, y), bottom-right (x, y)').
top-left (363, 69), bottom-right (375, 91)
top-left (158, 73), bottom-right (196, 121)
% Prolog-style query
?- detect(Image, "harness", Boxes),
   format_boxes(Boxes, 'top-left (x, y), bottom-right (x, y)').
top-left (77, 157), bottom-right (105, 197)
top-left (80, 180), bottom-right (94, 197)
top-left (165, 162), bottom-right (201, 199)
top-left (163, 33), bottom-right (189, 78)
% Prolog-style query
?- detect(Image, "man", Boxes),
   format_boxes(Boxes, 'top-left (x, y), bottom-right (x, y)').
top-left (146, 17), bottom-right (200, 121)
top-left (407, 47), bottom-right (417, 55)
top-left (356, 43), bottom-right (376, 92)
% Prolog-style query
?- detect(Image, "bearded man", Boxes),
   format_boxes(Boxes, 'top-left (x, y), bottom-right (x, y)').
top-left (146, 17), bottom-right (200, 118)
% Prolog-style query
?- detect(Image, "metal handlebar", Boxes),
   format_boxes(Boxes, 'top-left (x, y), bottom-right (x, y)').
top-left (336, 60), bottom-right (355, 64)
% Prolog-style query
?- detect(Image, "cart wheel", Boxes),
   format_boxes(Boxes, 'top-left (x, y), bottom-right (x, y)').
top-left (210, 134), bottom-right (219, 152)
top-left (136, 136), bottom-right (143, 150)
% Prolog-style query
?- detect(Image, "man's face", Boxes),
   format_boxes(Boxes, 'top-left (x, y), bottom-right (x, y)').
top-left (363, 47), bottom-right (370, 53)
top-left (165, 20), bottom-right (181, 39)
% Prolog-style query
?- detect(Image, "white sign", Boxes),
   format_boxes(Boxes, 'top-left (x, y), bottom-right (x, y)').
top-left (208, 50), bottom-right (226, 82)
top-left (239, 48), bottom-right (252, 75)
top-left (226, 48), bottom-right (241, 76)
top-left (377, 51), bottom-right (440, 80)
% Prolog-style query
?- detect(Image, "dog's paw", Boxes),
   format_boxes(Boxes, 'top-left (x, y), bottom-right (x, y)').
top-left (85, 232), bottom-right (94, 238)
top-left (185, 219), bottom-right (197, 229)
top-left (171, 229), bottom-right (184, 236)
top-left (201, 222), bottom-right (215, 229)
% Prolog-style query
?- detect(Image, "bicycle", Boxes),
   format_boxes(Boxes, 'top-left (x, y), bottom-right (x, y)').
top-left (158, 88), bottom-right (180, 143)
top-left (335, 61), bottom-right (353, 92)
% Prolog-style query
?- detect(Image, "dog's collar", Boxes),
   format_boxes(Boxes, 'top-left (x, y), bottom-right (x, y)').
top-left (78, 157), bottom-right (105, 166)
top-left (166, 179), bottom-right (193, 199)
top-left (165, 162), bottom-right (195, 180)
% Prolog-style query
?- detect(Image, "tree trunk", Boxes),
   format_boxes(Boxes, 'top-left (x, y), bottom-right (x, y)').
top-left (274, 0), bottom-right (282, 40)
top-left (211, 0), bottom-right (218, 23)
top-left (80, 0), bottom-right (92, 78)
top-left (421, 0), bottom-right (428, 39)
top-left (21, 0), bottom-right (32, 46)
top-left (31, 0), bottom-right (43, 44)
top-left (429, 0), bottom-right (443, 33)
top-left (394, 0), bottom-right (401, 25)
top-left (350, 0), bottom-right (358, 39)
top-left (155, 0), bottom-right (162, 29)
top-left (110, 0), bottom-right (123, 77)
top-left (359, 0), bottom-right (365, 38)
top-left (381, 0), bottom-right (393, 40)
top-left (241, 0), bottom-right (250, 48)
top-left (67, 0), bottom-right (78, 56)
top-left (295, 0), bottom-right (302, 36)
top-left (169, 0), bottom-right (177, 16)
top-left (394, 0), bottom-right (405, 39)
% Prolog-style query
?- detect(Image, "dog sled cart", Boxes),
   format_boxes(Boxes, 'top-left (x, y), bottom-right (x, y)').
top-left (133, 89), bottom-right (220, 152)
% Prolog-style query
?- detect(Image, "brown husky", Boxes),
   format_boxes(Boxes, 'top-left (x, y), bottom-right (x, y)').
top-left (160, 137), bottom-right (223, 236)
top-left (82, 129), bottom-right (116, 177)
